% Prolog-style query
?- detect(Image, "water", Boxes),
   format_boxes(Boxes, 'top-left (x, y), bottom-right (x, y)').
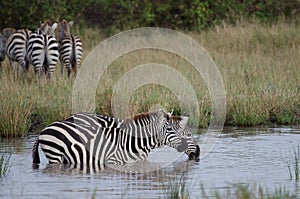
top-left (1, 127), bottom-right (299, 198)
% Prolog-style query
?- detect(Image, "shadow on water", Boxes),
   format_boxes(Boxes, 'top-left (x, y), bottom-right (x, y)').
top-left (1, 127), bottom-right (300, 198)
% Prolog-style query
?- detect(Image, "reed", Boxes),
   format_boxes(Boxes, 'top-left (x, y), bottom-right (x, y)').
top-left (163, 172), bottom-right (190, 199)
top-left (287, 145), bottom-right (300, 181)
top-left (0, 151), bottom-right (11, 177)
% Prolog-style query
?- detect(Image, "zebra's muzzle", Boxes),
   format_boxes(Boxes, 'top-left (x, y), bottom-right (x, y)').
top-left (188, 145), bottom-right (200, 162)
top-left (176, 138), bottom-right (188, 152)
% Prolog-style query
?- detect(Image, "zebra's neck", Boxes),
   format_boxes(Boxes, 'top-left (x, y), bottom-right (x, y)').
top-left (118, 113), bottom-right (162, 154)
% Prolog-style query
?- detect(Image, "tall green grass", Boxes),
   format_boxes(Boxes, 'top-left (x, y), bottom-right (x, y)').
top-left (0, 20), bottom-right (299, 137)
top-left (191, 20), bottom-right (299, 126)
top-left (0, 67), bottom-right (73, 137)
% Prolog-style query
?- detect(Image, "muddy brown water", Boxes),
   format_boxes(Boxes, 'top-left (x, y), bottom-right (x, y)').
top-left (1, 127), bottom-right (299, 198)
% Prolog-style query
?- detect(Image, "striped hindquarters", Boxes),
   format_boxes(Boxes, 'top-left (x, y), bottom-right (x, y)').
top-left (27, 33), bottom-right (59, 77)
top-left (72, 35), bottom-right (83, 68)
top-left (38, 120), bottom-right (120, 166)
top-left (5, 29), bottom-right (31, 70)
top-left (59, 35), bottom-right (82, 77)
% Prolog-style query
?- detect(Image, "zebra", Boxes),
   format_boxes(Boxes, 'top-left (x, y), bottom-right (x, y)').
top-left (61, 111), bottom-right (200, 161)
top-left (0, 28), bottom-right (16, 67)
top-left (32, 109), bottom-right (190, 168)
top-left (58, 19), bottom-right (83, 78)
top-left (27, 20), bottom-right (59, 78)
top-left (5, 28), bottom-right (31, 72)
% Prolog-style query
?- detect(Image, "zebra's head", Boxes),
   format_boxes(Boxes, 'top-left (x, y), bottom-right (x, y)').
top-left (40, 20), bottom-right (58, 36)
top-left (156, 109), bottom-right (188, 153)
top-left (59, 19), bottom-right (73, 40)
top-left (163, 111), bottom-right (200, 162)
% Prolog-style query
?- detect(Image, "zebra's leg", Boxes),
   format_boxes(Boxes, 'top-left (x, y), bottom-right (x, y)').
top-left (66, 62), bottom-right (72, 78)
top-left (71, 63), bottom-right (77, 78)
top-left (33, 61), bottom-right (43, 78)
top-left (47, 62), bottom-right (57, 79)
top-left (60, 60), bottom-right (64, 77)
top-left (9, 59), bottom-right (15, 71)
top-left (9, 59), bottom-right (18, 78)
top-left (17, 58), bottom-right (27, 75)
top-left (24, 60), bottom-right (30, 72)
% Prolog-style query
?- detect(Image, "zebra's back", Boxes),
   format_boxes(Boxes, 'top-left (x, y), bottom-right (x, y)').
top-left (59, 35), bottom-right (83, 77)
top-left (38, 120), bottom-right (121, 166)
top-left (27, 32), bottom-right (59, 77)
top-left (5, 29), bottom-right (31, 70)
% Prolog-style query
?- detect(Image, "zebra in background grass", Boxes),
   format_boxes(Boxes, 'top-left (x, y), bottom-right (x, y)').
top-left (32, 110), bottom-right (191, 168)
top-left (5, 28), bottom-right (32, 72)
top-left (27, 20), bottom-right (59, 78)
top-left (0, 28), bottom-right (16, 67)
top-left (58, 19), bottom-right (83, 78)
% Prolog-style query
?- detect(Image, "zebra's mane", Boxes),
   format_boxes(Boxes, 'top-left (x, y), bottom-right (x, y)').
top-left (120, 112), bottom-right (157, 126)
top-left (131, 111), bottom-right (182, 122)
top-left (132, 112), bottom-right (152, 121)
top-left (169, 116), bottom-right (182, 121)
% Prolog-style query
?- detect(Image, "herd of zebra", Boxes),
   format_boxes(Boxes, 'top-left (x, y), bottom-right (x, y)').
top-left (32, 109), bottom-right (200, 169)
top-left (0, 20), bottom-right (201, 169)
top-left (0, 19), bottom-right (83, 78)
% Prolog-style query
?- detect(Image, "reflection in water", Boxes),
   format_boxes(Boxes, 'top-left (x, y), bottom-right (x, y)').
top-left (1, 128), bottom-right (300, 199)
top-left (40, 159), bottom-right (195, 180)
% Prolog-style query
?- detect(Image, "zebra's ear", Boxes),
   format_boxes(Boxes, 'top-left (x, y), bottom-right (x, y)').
top-left (166, 109), bottom-right (174, 118)
top-left (52, 23), bottom-right (58, 31)
top-left (180, 116), bottom-right (188, 128)
top-left (69, 21), bottom-right (74, 27)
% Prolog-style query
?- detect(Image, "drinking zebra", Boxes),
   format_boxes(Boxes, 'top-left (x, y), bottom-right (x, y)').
top-left (32, 110), bottom-right (192, 167)
top-left (5, 28), bottom-right (31, 72)
top-left (58, 19), bottom-right (83, 78)
top-left (63, 112), bottom-right (200, 161)
top-left (27, 20), bottom-right (59, 78)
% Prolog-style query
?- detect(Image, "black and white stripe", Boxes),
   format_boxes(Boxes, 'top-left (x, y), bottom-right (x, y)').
top-left (27, 22), bottom-right (59, 78)
top-left (5, 29), bottom-right (31, 72)
top-left (58, 20), bottom-right (83, 77)
top-left (64, 112), bottom-right (200, 161)
top-left (32, 110), bottom-right (190, 167)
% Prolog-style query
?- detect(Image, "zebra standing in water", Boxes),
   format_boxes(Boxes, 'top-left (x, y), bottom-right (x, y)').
top-left (58, 19), bottom-right (83, 78)
top-left (27, 20), bottom-right (59, 78)
top-left (63, 111), bottom-right (200, 161)
top-left (5, 28), bottom-right (31, 72)
top-left (32, 110), bottom-right (191, 168)
top-left (0, 28), bottom-right (16, 67)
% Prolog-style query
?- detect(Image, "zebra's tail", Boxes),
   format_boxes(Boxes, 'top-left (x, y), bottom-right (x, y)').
top-left (32, 138), bottom-right (40, 164)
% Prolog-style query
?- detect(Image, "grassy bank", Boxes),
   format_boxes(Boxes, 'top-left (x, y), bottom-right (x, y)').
top-left (0, 20), bottom-right (299, 137)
